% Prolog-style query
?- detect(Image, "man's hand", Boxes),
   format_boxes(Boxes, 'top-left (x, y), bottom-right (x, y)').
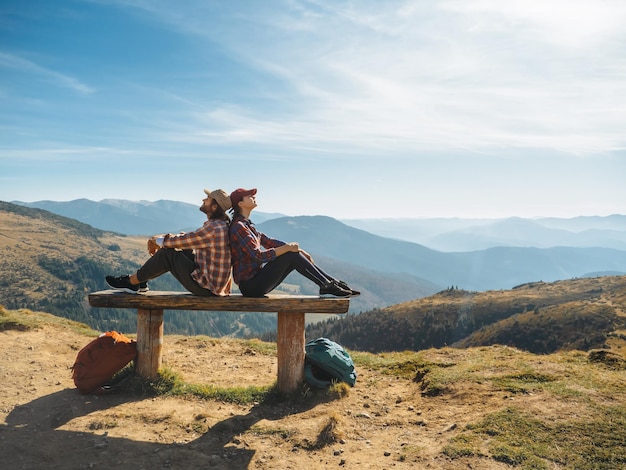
top-left (147, 237), bottom-right (160, 256)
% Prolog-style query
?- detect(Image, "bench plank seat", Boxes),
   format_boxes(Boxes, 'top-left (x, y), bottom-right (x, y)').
top-left (88, 290), bottom-right (349, 393)
top-left (88, 290), bottom-right (349, 314)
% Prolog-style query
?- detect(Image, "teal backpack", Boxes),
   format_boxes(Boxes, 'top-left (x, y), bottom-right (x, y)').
top-left (304, 337), bottom-right (357, 388)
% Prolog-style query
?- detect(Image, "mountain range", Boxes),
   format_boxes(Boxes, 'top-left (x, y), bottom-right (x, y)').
top-left (10, 199), bottom-right (626, 293)
top-left (13, 199), bottom-right (626, 251)
top-left (344, 214), bottom-right (626, 251)
top-left (12, 198), bottom-right (283, 235)
top-left (258, 216), bottom-right (626, 291)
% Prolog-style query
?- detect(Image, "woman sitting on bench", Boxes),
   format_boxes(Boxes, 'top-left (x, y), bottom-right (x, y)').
top-left (228, 188), bottom-right (359, 298)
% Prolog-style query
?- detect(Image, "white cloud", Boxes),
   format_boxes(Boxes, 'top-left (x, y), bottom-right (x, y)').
top-left (76, 1), bottom-right (626, 159)
top-left (443, 0), bottom-right (626, 48)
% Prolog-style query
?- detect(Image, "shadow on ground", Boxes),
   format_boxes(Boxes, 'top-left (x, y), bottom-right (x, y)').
top-left (2, 385), bottom-right (326, 469)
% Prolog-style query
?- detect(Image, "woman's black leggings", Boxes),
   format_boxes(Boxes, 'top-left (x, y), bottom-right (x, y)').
top-left (238, 252), bottom-right (333, 297)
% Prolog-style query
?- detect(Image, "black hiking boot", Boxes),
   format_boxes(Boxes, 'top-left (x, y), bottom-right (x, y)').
top-left (319, 282), bottom-right (351, 297)
top-left (105, 275), bottom-right (148, 294)
top-left (335, 280), bottom-right (361, 297)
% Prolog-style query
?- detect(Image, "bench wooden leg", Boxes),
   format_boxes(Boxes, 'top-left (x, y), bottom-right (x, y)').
top-left (276, 311), bottom-right (305, 393)
top-left (136, 308), bottom-right (164, 379)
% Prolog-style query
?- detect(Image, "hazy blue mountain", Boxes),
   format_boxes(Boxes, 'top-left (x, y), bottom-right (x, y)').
top-left (12, 199), bottom-right (283, 235)
top-left (257, 216), bottom-right (626, 291)
top-left (343, 215), bottom-right (626, 251)
top-left (341, 217), bottom-right (496, 244)
top-left (427, 217), bottom-right (626, 251)
top-left (538, 214), bottom-right (626, 232)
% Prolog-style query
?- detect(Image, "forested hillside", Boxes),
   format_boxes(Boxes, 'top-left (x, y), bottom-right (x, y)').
top-left (305, 276), bottom-right (626, 354)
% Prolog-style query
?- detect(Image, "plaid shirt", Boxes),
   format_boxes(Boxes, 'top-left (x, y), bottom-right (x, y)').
top-left (162, 219), bottom-right (232, 296)
top-left (229, 215), bottom-right (285, 285)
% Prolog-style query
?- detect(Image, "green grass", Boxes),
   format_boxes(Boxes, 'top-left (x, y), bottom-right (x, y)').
top-left (351, 350), bottom-right (454, 378)
top-left (128, 365), bottom-right (350, 405)
top-left (442, 434), bottom-right (482, 459)
top-left (126, 366), bottom-right (276, 404)
top-left (458, 405), bottom-right (626, 469)
top-left (490, 371), bottom-right (557, 394)
top-left (354, 346), bottom-right (626, 399)
top-left (239, 337), bottom-right (277, 356)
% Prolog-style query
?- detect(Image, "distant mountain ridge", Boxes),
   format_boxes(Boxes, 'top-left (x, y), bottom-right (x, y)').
top-left (12, 199), bottom-right (283, 235)
top-left (343, 214), bottom-right (626, 251)
top-left (12, 199), bottom-right (626, 251)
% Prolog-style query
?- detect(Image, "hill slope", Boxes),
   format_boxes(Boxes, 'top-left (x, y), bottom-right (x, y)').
top-left (1, 307), bottom-right (625, 469)
top-left (0, 201), bottom-right (145, 321)
top-left (305, 275), bottom-right (626, 354)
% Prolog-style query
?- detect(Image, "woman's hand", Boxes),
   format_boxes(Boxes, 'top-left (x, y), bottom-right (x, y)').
top-left (286, 242), bottom-right (300, 252)
top-left (276, 242), bottom-right (300, 256)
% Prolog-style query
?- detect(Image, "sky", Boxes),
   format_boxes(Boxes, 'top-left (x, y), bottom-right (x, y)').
top-left (1, 0), bottom-right (625, 219)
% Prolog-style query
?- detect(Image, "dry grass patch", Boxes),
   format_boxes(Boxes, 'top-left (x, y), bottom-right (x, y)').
top-left (0, 305), bottom-right (95, 336)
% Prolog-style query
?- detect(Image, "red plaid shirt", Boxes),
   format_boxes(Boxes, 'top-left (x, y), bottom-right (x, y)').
top-left (163, 219), bottom-right (232, 296)
top-left (229, 215), bottom-right (285, 285)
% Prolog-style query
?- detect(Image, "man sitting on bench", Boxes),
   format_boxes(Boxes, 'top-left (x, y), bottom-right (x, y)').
top-left (105, 188), bottom-right (232, 297)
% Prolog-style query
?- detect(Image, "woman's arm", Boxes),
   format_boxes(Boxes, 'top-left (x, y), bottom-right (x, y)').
top-left (231, 220), bottom-right (282, 263)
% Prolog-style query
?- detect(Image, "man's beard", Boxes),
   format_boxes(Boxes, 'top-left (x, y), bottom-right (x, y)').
top-left (200, 204), bottom-right (214, 216)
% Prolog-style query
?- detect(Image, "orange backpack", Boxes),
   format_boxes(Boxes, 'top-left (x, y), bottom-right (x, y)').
top-left (72, 331), bottom-right (137, 394)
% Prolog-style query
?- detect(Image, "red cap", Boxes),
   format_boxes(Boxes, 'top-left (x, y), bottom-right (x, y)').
top-left (230, 188), bottom-right (257, 209)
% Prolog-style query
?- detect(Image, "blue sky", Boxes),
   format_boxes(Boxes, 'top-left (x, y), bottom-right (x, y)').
top-left (1, 0), bottom-right (625, 219)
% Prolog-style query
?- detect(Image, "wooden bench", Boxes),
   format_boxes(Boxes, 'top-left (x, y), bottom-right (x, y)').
top-left (88, 291), bottom-right (349, 393)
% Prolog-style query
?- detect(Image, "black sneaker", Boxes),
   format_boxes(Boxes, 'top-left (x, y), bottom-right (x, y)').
top-left (335, 280), bottom-right (361, 297)
top-left (106, 275), bottom-right (148, 294)
top-left (319, 282), bottom-right (351, 297)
